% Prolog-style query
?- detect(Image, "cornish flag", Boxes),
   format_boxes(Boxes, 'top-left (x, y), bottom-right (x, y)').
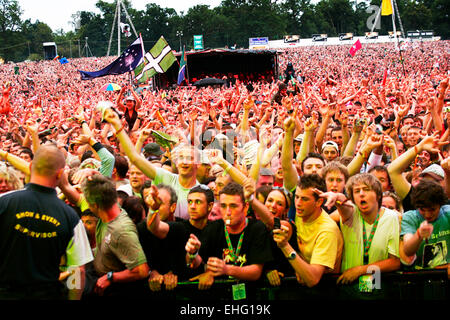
top-left (134, 36), bottom-right (177, 84)
top-left (349, 39), bottom-right (362, 57)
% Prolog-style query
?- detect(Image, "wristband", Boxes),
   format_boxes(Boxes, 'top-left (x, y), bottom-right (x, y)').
top-left (115, 124), bottom-right (125, 136)
top-left (414, 145), bottom-right (419, 154)
top-left (188, 252), bottom-right (198, 260)
top-left (4, 152), bottom-right (9, 162)
top-left (187, 251), bottom-right (198, 268)
top-left (246, 194), bottom-right (254, 203)
top-left (147, 209), bottom-right (159, 227)
top-left (80, 120), bottom-right (87, 126)
top-left (336, 198), bottom-right (349, 206)
top-left (222, 164), bottom-right (232, 176)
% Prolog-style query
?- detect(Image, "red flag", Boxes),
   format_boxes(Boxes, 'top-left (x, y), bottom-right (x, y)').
top-left (349, 39), bottom-right (362, 57)
top-left (382, 68), bottom-right (388, 86)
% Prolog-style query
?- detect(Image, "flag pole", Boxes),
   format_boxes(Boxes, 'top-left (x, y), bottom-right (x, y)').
top-left (390, 0), bottom-right (406, 76)
top-left (185, 46), bottom-right (190, 85)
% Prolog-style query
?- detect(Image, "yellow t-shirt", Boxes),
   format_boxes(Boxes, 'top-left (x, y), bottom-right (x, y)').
top-left (295, 210), bottom-right (344, 273)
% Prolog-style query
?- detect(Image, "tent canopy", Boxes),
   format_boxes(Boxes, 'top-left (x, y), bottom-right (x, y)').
top-left (154, 48), bottom-right (279, 89)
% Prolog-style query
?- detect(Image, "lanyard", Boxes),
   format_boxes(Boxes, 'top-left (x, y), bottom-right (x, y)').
top-left (362, 210), bottom-right (381, 265)
top-left (224, 218), bottom-right (247, 264)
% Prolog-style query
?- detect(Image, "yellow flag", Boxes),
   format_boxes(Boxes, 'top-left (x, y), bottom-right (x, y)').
top-left (381, 0), bottom-right (393, 15)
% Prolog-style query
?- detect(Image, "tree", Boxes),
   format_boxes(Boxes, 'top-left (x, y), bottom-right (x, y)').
top-left (0, 0), bottom-right (22, 33)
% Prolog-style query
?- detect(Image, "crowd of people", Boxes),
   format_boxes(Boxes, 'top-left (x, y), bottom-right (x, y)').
top-left (0, 39), bottom-right (449, 300)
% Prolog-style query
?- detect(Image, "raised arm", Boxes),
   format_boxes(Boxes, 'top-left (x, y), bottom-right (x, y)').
top-left (206, 149), bottom-right (247, 186)
top-left (347, 131), bottom-right (383, 177)
top-left (130, 87), bottom-right (143, 110)
top-left (242, 177), bottom-right (275, 229)
top-left (296, 117), bottom-right (318, 164)
top-left (145, 185), bottom-right (170, 239)
top-left (342, 120), bottom-right (364, 157)
top-left (387, 133), bottom-right (446, 199)
top-left (116, 86), bottom-right (127, 112)
top-left (0, 148), bottom-right (31, 177)
top-left (281, 116), bottom-right (299, 191)
top-left (103, 108), bottom-right (157, 180)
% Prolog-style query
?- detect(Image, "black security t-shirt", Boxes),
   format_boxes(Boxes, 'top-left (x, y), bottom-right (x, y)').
top-left (0, 183), bottom-right (79, 286)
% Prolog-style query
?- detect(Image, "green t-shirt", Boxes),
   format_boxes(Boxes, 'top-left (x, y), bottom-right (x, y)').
top-left (401, 205), bottom-right (450, 269)
top-left (94, 210), bottom-right (147, 275)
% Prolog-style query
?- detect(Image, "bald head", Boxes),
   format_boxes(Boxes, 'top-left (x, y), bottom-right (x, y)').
top-left (31, 145), bottom-right (66, 178)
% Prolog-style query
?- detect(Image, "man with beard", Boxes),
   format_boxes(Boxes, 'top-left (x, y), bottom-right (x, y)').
top-left (145, 184), bottom-right (215, 290)
top-left (128, 165), bottom-right (147, 198)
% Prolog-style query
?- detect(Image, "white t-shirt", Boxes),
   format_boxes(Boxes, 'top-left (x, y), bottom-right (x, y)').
top-left (65, 220), bottom-right (94, 268)
top-left (340, 207), bottom-right (400, 271)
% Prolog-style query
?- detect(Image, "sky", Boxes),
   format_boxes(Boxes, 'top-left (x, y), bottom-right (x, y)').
top-left (18, 0), bottom-right (223, 32)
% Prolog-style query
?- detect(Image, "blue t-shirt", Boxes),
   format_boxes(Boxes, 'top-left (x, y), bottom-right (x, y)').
top-left (401, 205), bottom-right (450, 269)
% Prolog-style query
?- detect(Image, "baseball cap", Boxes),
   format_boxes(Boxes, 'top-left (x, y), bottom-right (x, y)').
top-left (143, 143), bottom-right (163, 160)
top-left (79, 158), bottom-right (101, 170)
top-left (420, 164), bottom-right (445, 181)
top-left (243, 140), bottom-right (260, 166)
top-left (321, 141), bottom-right (339, 152)
top-left (294, 134), bottom-right (303, 142)
top-left (200, 150), bottom-right (211, 165)
top-left (117, 184), bottom-right (133, 197)
top-left (260, 167), bottom-right (275, 177)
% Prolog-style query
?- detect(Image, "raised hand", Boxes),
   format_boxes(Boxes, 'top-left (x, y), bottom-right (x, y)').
top-left (304, 116), bottom-right (318, 132)
top-left (103, 107), bottom-right (122, 129)
top-left (243, 177), bottom-right (256, 201)
top-left (363, 132), bottom-right (383, 152)
top-left (72, 134), bottom-right (92, 146)
top-left (418, 132), bottom-right (449, 154)
top-left (243, 97), bottom-right (254, 111)
top-left (205, 148), bottom-right (225, 164)
top-left (283, 116), bottom-right (295, 133)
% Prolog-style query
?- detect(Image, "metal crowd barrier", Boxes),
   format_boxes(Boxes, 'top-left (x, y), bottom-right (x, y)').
top-left (99, 269), bottom-right (449, 300)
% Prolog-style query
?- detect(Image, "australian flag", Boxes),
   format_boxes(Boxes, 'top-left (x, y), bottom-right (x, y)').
top-left (78, 37), bottom-right (143, 80)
